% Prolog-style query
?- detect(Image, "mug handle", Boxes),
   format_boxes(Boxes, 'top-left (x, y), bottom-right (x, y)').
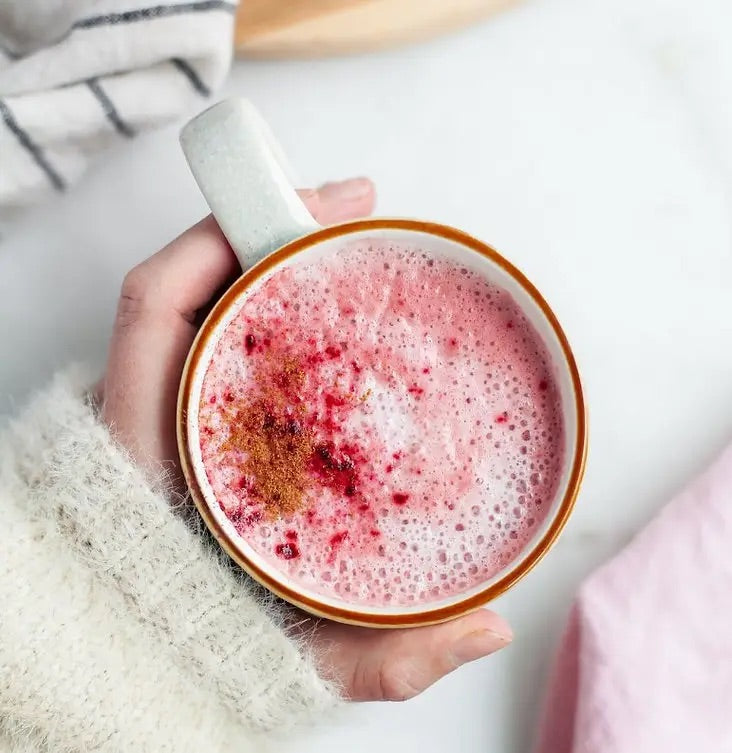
top-left (180, 98), bottom-right (319, 270)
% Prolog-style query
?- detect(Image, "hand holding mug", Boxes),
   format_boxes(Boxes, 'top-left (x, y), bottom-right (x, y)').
top-left (98, 178), bottom-right (513, 702)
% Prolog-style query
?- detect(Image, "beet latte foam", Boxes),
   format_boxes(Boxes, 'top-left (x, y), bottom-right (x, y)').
top-left (198, 240), bottom-right (564, 607)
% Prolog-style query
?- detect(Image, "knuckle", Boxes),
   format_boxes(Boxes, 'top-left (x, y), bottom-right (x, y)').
top-left (349, 654), bottom-right (375, 701)
top-left (120, 263), bottom-right (151, 302)
top-left (117, 264), bottom-right (155, 328)
top-left (377, 657), bottom-right (421, 702)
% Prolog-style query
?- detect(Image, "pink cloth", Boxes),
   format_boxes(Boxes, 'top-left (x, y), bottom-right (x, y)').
top-left (535, 445), bottom-right (732, 752)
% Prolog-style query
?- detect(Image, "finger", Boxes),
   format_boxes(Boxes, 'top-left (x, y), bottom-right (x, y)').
top-left (300, 178), bottom-right (376, 225)
top-left (118, 214), bottom-right (239, 323)
top-left (121, 178), bottom-right (376, 321)
top-left (316, 609), bottom-right (512, 702)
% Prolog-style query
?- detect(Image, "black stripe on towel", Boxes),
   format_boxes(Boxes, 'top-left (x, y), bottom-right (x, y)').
top-left (0, 99), bottom-right (65, 191)
top-left (171, 58), bottom-right (211, 97)
top-left (86, 79), bottom-right (135, 138)
top-left (74, 1), bottom-right (236, 29)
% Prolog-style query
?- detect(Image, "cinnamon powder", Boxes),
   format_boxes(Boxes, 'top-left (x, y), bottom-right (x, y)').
top-left (220, 357), bottom-right (313, 517)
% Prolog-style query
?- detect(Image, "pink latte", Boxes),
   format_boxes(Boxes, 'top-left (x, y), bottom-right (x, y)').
top-left (198, 241), bottom-right (564, 607)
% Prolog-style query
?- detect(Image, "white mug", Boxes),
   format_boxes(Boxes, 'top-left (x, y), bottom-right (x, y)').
top-left (177, 98), bottom-right (587, 628)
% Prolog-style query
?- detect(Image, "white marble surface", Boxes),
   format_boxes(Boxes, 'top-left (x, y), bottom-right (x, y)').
top-left (2, 0), bottom-right (732, 750)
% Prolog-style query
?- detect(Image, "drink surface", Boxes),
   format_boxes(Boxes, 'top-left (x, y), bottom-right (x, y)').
top-left (198, 240), bottom-right (564, 607)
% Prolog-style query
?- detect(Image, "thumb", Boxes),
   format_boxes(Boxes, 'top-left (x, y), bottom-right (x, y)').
top-left (315, 609), bottom-right (512, 702)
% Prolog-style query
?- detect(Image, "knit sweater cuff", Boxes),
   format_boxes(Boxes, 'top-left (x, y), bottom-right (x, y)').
top-left (4, 367), bottom-right (341, 732)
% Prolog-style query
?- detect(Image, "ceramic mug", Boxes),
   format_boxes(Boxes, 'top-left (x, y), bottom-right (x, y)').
top-left (177, 98), bottom-right (587, 628)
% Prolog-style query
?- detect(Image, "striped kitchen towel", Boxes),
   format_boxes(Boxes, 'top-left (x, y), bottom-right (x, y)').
top-left (0, 0), bottom-right (238, 222)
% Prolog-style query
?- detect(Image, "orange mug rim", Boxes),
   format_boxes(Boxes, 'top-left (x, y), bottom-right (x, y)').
top-left (177, 217), bottom-right (587, 628)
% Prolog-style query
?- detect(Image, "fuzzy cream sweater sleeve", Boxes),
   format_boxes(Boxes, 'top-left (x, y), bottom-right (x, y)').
top-left (0, 368), bottom-right (341, 753)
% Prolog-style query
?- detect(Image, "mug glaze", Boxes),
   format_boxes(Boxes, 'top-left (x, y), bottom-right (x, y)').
top-left (177, 98), bottom-right (587, 628)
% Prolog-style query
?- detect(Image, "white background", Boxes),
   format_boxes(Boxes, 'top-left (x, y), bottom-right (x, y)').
top-left (2, 0), bottom-right (732, 750)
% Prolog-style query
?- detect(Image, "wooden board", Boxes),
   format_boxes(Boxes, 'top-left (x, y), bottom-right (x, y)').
top-left (234, 0), bottom-right (521, 58)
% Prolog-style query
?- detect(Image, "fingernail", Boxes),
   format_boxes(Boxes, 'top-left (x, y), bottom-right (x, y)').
top-left (452, 627), bottom-right (513, 666)
top-left (319, 177), bottom-right (372, 202)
